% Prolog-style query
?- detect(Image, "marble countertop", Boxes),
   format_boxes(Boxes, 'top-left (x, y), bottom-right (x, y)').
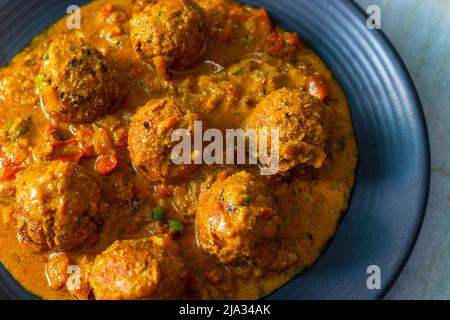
top-left (355, 0), bottom-right (450, 299)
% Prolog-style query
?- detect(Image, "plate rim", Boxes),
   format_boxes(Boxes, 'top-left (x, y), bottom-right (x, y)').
top-left (348, 0), bottom-right (431, 299)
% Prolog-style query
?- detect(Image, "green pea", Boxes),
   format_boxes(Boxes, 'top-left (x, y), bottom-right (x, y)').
top-left (34, 73), bottom-right (49, 90)
top-left (151, 207), bottom-right (165, 221)
top-left (168, 219), bottom-right (184, 234)
top-left (43, 50), bottom-right (50, 61)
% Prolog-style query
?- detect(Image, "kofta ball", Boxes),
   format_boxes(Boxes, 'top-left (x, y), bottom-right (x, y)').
top-left (36, 37), bottom-right (118, 123)
top-left (130, 0), bottom-right (209, 74)
top-left (196, 171), bottom-right (281, 264)
top-left (15, 161), bottom-right (103, 251)
top-left (89, 236), bottom-right (188, 300)
top-left (242, 88), bottom-right (330, 173)
top-left (128, 97), bottom-right (200, 183)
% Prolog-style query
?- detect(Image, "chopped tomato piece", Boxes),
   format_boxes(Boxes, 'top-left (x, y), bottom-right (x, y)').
top-left (0, 148), bottom-right (27, 181)
top-left (158, 116), bottom-right (178, 134)
top-left (307, 74), bottom-right (330, 101)
top-left (0, 166), bottom-right (21, 182)
top-left (266, 31), bottom-right (302, 59)
top-left (51, 139), bottom-right (87, 162)
top-left (0, 156), bottom-right (22, 182)
top-left (266, 32), bottom-right (283, 55)
top-left (164, 116), bottom-right (178, 129)
top-left (95, 154), bottom-right (118, 175)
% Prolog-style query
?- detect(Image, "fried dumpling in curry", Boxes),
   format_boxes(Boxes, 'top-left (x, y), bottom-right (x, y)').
top-left (195, 171), bottom-right (281, 264)
top-left (15, 161), bottom-right (104, 251)
top-left (242, 88), bottom-right (330, 174)
top-left (36, 37), bottom-right (118, 124)
top-left (130, 0), bottom-right (210, 76)
top-left (89, 236), bottom-right (188, 300)
top-left (128, 97), bottom-right (201, 183)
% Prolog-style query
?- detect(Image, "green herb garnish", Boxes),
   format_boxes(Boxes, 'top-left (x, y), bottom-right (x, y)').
top-left (34, 73), bottom-right (49, 90)
top-left (6, 116), bottom-right (32, 140)
top-left (168, 219), bottom-right (184, 234)
top-left (229, 67), bottom-right (243, 76)
top-left (151, 207), bottom-right (166, 221)
top-left (43, 50), bottom-right (50, 61)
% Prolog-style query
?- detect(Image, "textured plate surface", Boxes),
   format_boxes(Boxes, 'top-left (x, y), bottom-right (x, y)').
top-left (0, 0), bottom-right (430, 300)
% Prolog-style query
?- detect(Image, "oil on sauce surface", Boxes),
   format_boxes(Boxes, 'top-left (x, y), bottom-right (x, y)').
top-left (0, 0), bottom-right (357, 299)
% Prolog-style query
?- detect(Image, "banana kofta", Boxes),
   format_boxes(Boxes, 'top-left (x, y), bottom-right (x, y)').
top-left (90, 236), bottom-right (188, 300)
top-left (36, 38), bottom-right (118, 123)
top-left (130, 0), bottom-right (209, 75)
top-left (196, 171), bottom-right (281, 264)
top-left (15, 161), bottom-right (103, 251)
top-left (242, 88), bottom-right (330, 173)
top-left (128, 97), bottom-right (200, 183)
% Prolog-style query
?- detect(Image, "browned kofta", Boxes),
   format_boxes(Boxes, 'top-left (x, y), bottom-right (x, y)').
top-left (35, 37), bottom-right (118, 123)
top-left (89, 236), bottom-right (188, 300)
top-left (128, 97), bottom-right (200, 183)
top-left (196, 171), bottom-right (281, 264)
top-left (242, 88), bottom-right (330, 173)
top-left (15, 161), bottom-right (103, 251)
top-left (130, 0), bottom-right (209, 75)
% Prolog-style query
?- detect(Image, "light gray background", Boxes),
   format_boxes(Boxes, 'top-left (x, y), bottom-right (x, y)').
top-left (355, 0), bottom-right (450, 299)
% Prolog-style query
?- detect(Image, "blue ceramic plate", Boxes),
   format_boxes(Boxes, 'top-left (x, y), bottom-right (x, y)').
top-left (0, 0), bottom-right (430, 300)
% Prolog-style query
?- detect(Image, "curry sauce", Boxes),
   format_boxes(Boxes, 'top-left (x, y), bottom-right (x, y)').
top-left (0, 0), bottom-right (357, 300)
